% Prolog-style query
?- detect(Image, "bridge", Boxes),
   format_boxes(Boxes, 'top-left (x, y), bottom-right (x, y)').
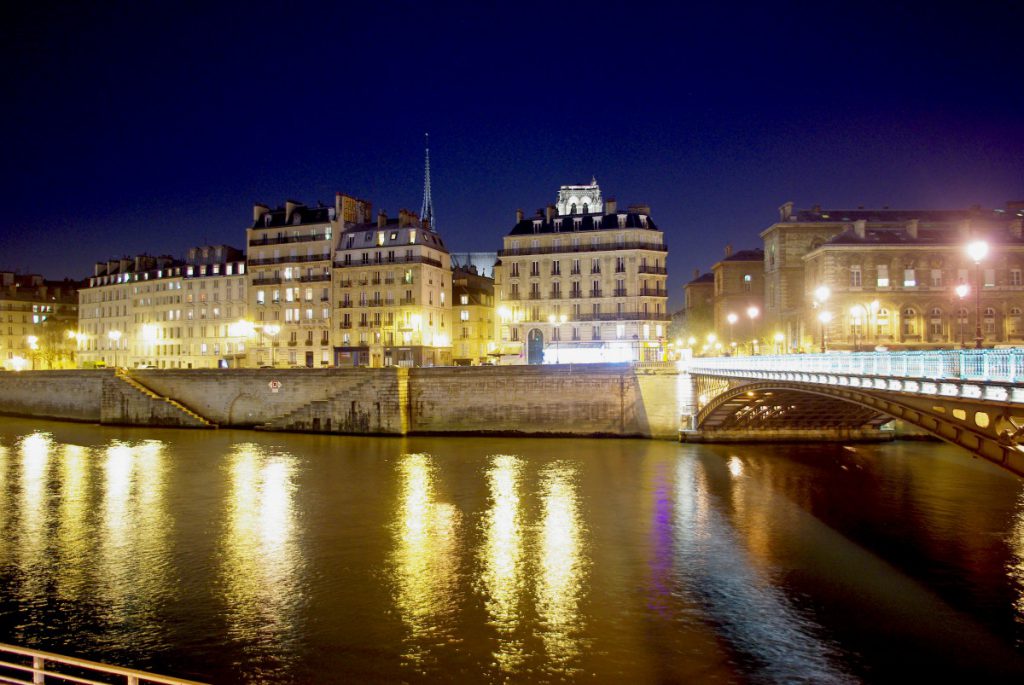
top-left (682, 349), bottom-right (1024, 478)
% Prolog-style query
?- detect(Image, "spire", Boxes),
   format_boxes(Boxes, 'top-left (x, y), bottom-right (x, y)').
top-left (421, 133), bottom-right (435, 230)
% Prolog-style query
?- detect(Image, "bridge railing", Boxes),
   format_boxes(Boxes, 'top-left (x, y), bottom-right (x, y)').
top-left (684, 348), bottom-right (1024, 384)
top-left (0, 642), bottom-right (206, 685)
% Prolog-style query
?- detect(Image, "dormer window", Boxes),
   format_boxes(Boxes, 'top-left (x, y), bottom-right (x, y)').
top-left (617, 214), bottom-right (627, 229)
top-left (573, 218), bottom-right (582, 231)
top-left (639, 214), bottom-right (648, 228)
top-left (532, 220), bottom-right (541, 232)
top-left (554, 219), bottom-right (562, 232)
top-left (264, 214), bottom-right (271, 227)
top-left (292, 213), bottom-right (301, 225)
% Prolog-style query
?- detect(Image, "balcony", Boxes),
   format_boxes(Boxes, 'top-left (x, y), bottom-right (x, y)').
top-left (569, 292), bottom-right (582, 299)
top-left (400, 297), bottom-right (416, 305)
top-left (613, 288), bottom-right (627, 297)
top-left (637, 265), bottom-right (668, 275)
top-left (340, 322), bottom-right (353, 329)
top-left (339, 302), bottom-right (354, 308)
top-left (638, 287), bottom-right (667, 297)
top-left (499, 241), bottom-right (668, 257)
top-left (338, 279), bottom-right (353, 287)
top-left (299, 273), bottom-right (330, 283)
top-left (589, 289), bottom-right (603, 298)
top-left (549, 291), bottom-right (562, 299)
top-left (529, 292), bottom-right (543, 300)
top-left (249, 234), bottom-right (326, 247)
top-left (252, 276), bottom-right (282, 286)
top-left (248, 253), bottom-right (329, 266)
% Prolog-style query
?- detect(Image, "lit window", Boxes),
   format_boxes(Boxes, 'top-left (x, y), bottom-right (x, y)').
top-left (460, 310), bottom-right (469, 321)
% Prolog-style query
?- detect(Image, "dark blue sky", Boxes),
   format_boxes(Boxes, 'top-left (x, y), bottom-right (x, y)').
top-left (3, 1), bottom-right (1022, 308)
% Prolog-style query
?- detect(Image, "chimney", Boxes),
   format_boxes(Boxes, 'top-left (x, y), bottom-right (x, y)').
top-left (399, 209), bottom-right (419, 228)
top-left (853, 219), bottom-right (867, 239)
top-left (285, 199), bottom-right (301, 224)
top-left (378, 210), bottom-right (387, 228)
top-left (906, 219), bottom-right (919, 239)
top-left (253, 203), bottom-right (270, 224)
top-left (94, 262), bottom-right (107, 277)
top-left (606, 198), bottom-right (617, 214)
top-left (515, 209), bottom-right (524, 222)
top-left (779, 201), bottom-right (794, 221)
top-left (545, 204), bottom-right (555, 222)
top-left (724, 242), bottom-right (733, 257)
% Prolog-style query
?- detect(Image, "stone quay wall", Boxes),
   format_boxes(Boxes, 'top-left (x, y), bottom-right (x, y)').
top-left (0, 365), bottom-right (685, 438)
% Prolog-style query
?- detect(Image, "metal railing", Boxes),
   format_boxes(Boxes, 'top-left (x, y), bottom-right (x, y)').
top-left (685, 349), bottom-right (1024, 384)
top-left (0, 643), bottom-right (206, 685)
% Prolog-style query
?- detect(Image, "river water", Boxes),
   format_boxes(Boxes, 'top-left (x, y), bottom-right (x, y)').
top-left (0, 416), bottom-right (1023, 683)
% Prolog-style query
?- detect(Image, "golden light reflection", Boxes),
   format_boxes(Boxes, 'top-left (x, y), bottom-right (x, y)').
top-left (17, 432), bottom-right (53, 586)
top-left (56, 443), bottom-right (91, 600)
top-left (98, 440), bottom-right (170, 623)
top-left (222, 443), bottom-right (299, 654)
top-left (392, 452), bottom-right (462, 667)
top-left (728, 455), bottom-right (744, 478)
top-left (480, 455), bottom-right (526, 672)
top-left (0, 443), bottom-right (9, 565)
top-left (535, 462), bottom-right (586, 668)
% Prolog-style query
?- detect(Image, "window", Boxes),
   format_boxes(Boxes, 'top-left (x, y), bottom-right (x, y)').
top-left (1012, 269), bottom-right (1022, 287)
top-left (930, 269), bottom-right (942, 287)
top-left (902, 308), bottom-right (917, 336)
top-left (460, 310), bottom-right (469, 321)
top-left (903, 268), bottom-right (916, 288)
top-left (850, 266), bottom-right (862, 288)
top-left (877, 264), bottom-right (889, 288)
top-left (984, 269), bottom-right (995, 287)
top-left (743, 274), bottom-right (752, 292)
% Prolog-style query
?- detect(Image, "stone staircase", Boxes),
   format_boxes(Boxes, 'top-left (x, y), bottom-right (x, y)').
top-left (257, 376), bottom-right (382, 433)
top-left (113, 369), bottom-right (217, 428)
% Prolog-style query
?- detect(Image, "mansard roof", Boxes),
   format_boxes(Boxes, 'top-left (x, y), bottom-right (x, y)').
top-left (338, 219), bottom-right (448, 252)
top-left (251, 205), bottom-right (333, 229)
top-left (507, 211), bottom-right (657, 236)
top-left (824, 225), bottom-right (1024, 247)
top-left (721, 248), bottom-right (764, 262)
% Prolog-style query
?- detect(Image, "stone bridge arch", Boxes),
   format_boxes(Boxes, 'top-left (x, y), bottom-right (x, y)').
top-left (691, 377), bottom-right (1024, 478)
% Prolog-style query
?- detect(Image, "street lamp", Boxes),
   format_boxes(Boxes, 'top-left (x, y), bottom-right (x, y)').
top-left (746, 305), bottom-right (759, 355)
top-left (966, 239), bottom-right (988, 349)
top-left (817, 311), bottom-right (832, 353)
top-left (850, 305), bottom-right (866, 352)
top-left (726, 312), bottom-right (738, 353)
top-left (107, 330), bottom-right (122, 368)
top-left (955, 283), bottom-right (970, 348)
top-left (811, 286), bottom-right (830, 353)
top-left (263, 324), bottom-right (281, 367)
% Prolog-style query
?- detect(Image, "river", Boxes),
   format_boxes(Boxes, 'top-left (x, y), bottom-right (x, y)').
top-left (0, 416), bottom-right (1022, 683)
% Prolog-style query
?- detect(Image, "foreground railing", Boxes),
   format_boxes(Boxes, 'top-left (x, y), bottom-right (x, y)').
top-left (0, 643), bottom-right (206, 685)
top-left (685, 349), bottom-right (1024, 384)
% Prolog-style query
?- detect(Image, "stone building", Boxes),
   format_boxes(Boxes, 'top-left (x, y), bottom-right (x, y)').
top-left (494, 180), bottom-right (669, 364)
top-left (711, 246), bottom-right (765, 352)
top-left (332, 208), bottom-right (452, 367)
top-left (78, 247), bottom-right (247, 368)
top-left (451, 265), bottom-right (496, 365)
top-left (677, 270), bottom-right (714, 343)
top-left (0, 273), bottom-right (80, 370)
top-left (247, 198), bottom-right (347, 367)
top-left (762, 202), bottom-right (1024, 351)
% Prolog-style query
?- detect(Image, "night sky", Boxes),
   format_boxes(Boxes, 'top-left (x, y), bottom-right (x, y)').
top-left (3, 1), bottom-right (1022, 309)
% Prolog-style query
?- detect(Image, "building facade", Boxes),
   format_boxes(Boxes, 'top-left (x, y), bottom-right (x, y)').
top-left (451, 266), bottom-right (495, 365)
top-left (761, 201), bottom-right (1024, 352)
top-left (712, 246), bottom-right (765, 353)
top-left (494, 181), bottom-right (669, 364)
top-left (78, 247), bottom-right (248, 368)
top-left (247, 198), bottom-right (346, 368)
top-left (332, 209), bottom-right (452, 367)
top-left (1, 273), bottom-right (80, 370)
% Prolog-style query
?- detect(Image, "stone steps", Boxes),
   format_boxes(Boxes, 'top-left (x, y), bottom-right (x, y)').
top-left (257, 377), bottom-right (380, 432)
top-left (114, 370), bottom-right (218, 428)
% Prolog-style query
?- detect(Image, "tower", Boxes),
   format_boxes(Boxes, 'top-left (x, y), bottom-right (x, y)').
top-left (421, 133), bottom-right (435, 230)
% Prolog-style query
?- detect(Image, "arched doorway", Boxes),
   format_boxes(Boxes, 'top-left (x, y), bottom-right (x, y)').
top-left (527, 328), bottom-right (544, 365)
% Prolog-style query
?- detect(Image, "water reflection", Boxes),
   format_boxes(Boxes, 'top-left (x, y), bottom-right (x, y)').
top-left (16, 432), bottom-right (53, 596)
top-left (392, 452), bottom-right (462, 667)
top-left (222, 443), bottom-right (301, 674)
top-left (56, 443), bottom-right (90, 601)
top-left (97, 440), bottom-right (171, 636)
top-left (673, 457), bottom-right (851, 683)
top-left (535, 462), bottom-right (586, 669)
top-left (479, 454), bottom-right (526, 671)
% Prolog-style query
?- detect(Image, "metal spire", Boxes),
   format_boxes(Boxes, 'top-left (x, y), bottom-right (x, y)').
top-left (421, 133), bottom-right (435, 230)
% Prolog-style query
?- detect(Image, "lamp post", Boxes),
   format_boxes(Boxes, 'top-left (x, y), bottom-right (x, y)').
top-left (263, 324), bottom-right (281, 367)
top-left (812, 286), bottom-right (830, 353)
top-left (954, 283), bottom-right (970, 348)
top-left (850, 305), bottom-right (865, 352)
top-left (818, 311), bottom-right (832, 353)
top-left (746, 306), bottom-right (759, 355)
top-left (966, 240), bottom-right (988, 349)
top-left (726, 312), bottom-right (738, 354)
top-left (107, 330), bottom-right (122, 369)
